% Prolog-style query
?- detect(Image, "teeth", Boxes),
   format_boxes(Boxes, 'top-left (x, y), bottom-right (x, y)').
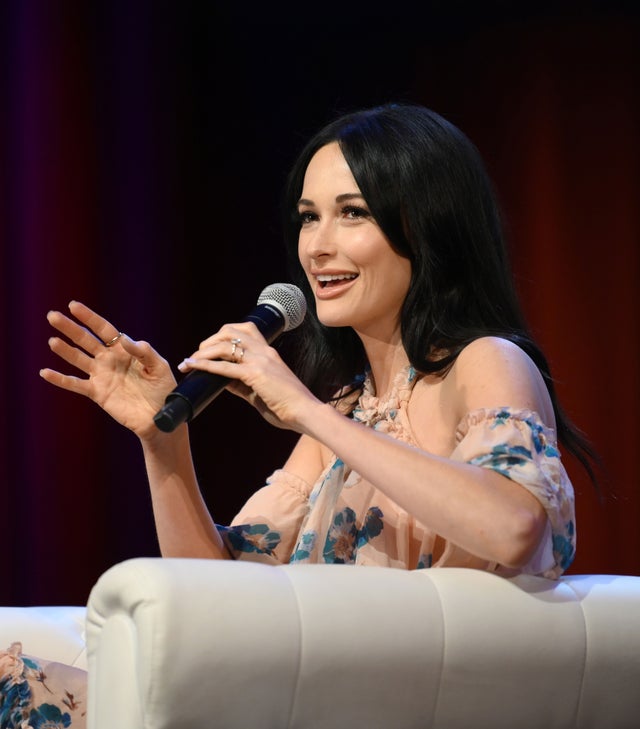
top-left (316, 274), bottom-right (357, 282)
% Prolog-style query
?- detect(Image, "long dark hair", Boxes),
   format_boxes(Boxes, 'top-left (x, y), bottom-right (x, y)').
top-left (281, 103), bottom-right (599, 484)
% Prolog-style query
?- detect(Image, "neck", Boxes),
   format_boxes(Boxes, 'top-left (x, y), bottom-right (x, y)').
top-left (358, 333), bottom-right (409, 398)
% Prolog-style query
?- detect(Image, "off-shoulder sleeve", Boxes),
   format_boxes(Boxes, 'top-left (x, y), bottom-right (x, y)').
top-left (450, 408), bottom-right (576, 579)
top-left (216, 469), bottom-right (312, 564)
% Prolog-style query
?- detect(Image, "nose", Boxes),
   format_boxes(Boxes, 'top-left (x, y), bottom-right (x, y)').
top-left (299, 221), bottom-right (336, 261)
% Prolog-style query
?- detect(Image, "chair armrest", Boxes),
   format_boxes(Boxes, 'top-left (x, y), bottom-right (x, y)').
top-left (0, 605), bottom-right (87, 670)
top-left (85, 558), bottom-right (640, 729)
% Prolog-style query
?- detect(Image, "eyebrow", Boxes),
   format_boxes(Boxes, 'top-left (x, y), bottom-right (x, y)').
top-left (297, 192), bottom-right (365, 207)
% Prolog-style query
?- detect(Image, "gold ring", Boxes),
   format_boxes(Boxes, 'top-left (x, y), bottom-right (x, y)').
top-left (104, 332), bottom-right (124, 347)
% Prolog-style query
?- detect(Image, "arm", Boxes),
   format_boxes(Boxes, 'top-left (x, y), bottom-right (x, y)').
top-left (298, 410), bottom-right (547, 569)
top-left (41, 301), bottom-right (229, 559)
top-left (182, 329), bottom-right (552, 569)
top-left (295, 339), bottom-right (550, 569)
top-left (305, 339), bottom-right (551, 568)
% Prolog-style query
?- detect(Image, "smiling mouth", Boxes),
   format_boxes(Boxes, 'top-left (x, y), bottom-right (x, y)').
top-left (316, 274), bottom-right (358, 288)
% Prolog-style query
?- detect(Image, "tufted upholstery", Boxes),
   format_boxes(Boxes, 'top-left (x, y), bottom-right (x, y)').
top-left (85, 559), bottom-right (640, 729)
top-left (3, 560), bottom-right (640, 728)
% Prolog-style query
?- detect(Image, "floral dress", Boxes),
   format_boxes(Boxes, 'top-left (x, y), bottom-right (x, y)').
top-left (0, 642), bottom-right (86, 728)
top-left (218, 366), bottom-right (576, 579)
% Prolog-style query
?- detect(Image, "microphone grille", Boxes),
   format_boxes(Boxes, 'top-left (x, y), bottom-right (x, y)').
top-left (257, 283), bottom-right (307, 332)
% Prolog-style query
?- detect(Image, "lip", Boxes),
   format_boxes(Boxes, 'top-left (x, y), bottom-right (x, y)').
top-left (312, 273), bottom-right (359, 299)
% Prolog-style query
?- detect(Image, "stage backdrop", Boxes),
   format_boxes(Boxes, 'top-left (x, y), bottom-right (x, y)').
top-left (1, 2), bottom-right (638, 605)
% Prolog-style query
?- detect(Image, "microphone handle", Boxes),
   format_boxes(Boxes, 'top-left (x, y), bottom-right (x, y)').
top-left (153, 304), bottom-right (287, 433)
top-left (157, 370), bottom-right (230, 431)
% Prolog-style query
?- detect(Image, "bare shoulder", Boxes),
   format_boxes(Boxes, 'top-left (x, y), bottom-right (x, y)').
top-left (447, 336), bottom-right (556, 426)
top-left (455, 336), bottom-right (534, 373)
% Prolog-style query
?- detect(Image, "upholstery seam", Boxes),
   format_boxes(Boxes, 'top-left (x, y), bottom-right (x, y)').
top-left (422, 572), bottom-right (447, 728)
top-left (280, 567), bottom-right (305, 729)
top-left (557, 578), bottom-right (589, 728)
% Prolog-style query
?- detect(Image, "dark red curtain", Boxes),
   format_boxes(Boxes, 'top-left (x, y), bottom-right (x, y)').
top-left (1, 2), bottom-right (638, 606)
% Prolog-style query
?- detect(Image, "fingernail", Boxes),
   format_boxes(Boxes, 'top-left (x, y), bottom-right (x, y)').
top-left (177, 358), bottom-right (193, 371)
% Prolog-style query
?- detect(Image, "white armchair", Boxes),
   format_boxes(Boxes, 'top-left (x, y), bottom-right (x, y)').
top-left (3, 559), bottom-right (640, 728)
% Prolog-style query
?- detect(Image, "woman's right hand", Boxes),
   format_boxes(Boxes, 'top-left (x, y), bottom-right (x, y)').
top-left (40, 300), bottom-right (177, 440)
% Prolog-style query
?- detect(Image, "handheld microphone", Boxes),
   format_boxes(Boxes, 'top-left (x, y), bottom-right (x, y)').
top-left (153, 283), bottom-right (307, 433)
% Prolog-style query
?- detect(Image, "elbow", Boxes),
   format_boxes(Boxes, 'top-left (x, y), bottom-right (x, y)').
top-left (496, 504), bottom-right (548, 570)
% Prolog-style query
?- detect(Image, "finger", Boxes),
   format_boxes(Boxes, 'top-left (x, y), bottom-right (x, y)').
top-left (48, 335), bottom-right (96, 375)
top-left (178, 337), bottom-right (251, 372)
top-left (46, 310), bottom-right (103, 354)
top-left (177, 353), bottom-right (242, 377)
top-left (119, 336), bottom-right (170, 377)
top-left (67, 300), bottom-right (124, 348)
top-left (179, 342), bottom-right (230, 368)
top-left (198, 322), bottom-right (265, 351)
top-left (39, 367), bottom-right (91, 397)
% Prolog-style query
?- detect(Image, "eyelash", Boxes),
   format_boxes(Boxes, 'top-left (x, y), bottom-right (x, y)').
top-left (298, 205), bottom-right (372, 225)
top-left (343, 205), bottom-right (371, 219)
top-left (298, 211), bottom-right (316, 225)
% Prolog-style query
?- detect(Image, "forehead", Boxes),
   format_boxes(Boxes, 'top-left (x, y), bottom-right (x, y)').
top-left (301, 142), bottom-right (359, 197)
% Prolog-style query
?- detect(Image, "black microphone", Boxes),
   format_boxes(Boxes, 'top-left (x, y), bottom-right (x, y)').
top-left (153, 283), bottom-right (307, 433)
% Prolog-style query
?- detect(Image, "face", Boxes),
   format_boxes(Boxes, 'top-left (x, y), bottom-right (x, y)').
top-left (297, 142), bottom-right (412, 339)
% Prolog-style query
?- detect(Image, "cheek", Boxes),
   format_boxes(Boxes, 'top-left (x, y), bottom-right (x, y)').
top-left (297, 236), bottom-right (307, 267)
top-left (381, 250), bottom-right (412, 287)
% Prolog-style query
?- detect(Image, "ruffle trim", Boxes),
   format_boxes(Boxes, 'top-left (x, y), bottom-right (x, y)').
top-left (455, 407), bottom-right (559, 447)
top-left (265, 469), bottom-right (314, 501)
top-left (351, 365), bottom-right (418, 429)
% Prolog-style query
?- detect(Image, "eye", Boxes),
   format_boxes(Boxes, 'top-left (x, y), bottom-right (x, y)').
top-left (297, 209), bottom-right (318, 225)
top-left (342, 205), bottom-right (372, 221)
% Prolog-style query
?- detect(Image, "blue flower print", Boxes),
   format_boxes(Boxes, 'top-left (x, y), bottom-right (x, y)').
top-left (290, 531), bottom-right (318, 563)
top-left (469, 444), bottom-right (532, 477)
top-left (221, 523), bottom-right (281, 555)
top-left (489, 410), bottom-right (513, 428)
top-left (0, 676), bottom-right (31, 727)
top-left (323, 508), bottom-right (358, 564)
top-left (29, 703), bottom-right (72, 728)
top-left (527, 419), bottom-right (560, 458)
top-left (0, 647), bottom-right (80, 729)
top-left (356, 507), bottom-right (384, 548)
top-left (490, 410), bottom-right (560, 459)
top-left (553, 521), bottom-right (576, 570)
top-left (323, 507), bottom-right (385, 563)
top-left (309, 457), bottom-right (345, 508)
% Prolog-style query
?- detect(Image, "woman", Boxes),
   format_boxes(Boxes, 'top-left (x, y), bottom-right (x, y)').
top-left (2, 103), bottom-right (593, 725)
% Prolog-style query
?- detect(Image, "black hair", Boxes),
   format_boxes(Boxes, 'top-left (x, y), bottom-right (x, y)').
top-left (281, 103), bottom-right (599, 485)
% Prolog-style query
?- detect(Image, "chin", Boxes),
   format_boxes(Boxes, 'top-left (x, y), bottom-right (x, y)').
top-left (317, 316), bottom-right (349, 329)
